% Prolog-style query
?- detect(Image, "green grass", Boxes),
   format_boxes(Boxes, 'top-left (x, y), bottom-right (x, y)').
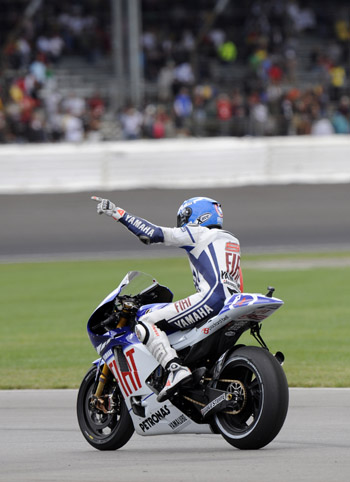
top-left (0, 254), bottom-right (349, 389)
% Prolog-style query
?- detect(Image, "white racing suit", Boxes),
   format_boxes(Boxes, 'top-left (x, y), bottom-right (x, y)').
top-left (116, 210), bottom-right (243, 400)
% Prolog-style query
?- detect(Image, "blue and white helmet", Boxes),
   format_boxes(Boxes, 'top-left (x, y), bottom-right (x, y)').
top-left (177, 197), bottom-right (223, 229)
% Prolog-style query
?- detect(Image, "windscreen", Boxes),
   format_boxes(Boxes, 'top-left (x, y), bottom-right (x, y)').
top-left (119, 271), bottom-right (158, 297)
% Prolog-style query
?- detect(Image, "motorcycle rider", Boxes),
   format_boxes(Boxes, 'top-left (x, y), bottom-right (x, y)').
top-left (92, 196), bottom-right (243, 402)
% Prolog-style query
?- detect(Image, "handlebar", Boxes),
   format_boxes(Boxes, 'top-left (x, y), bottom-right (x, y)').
top-left (91, 313), bottom-right (117, 332)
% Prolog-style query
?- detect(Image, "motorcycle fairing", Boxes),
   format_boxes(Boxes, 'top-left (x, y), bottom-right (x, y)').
top-left (90, 326), bottom-right (139, 356)
top-left (129, 394), bottom-right (213, 436)
top-left (220, 293), bottom-right (283, 314)
top-left (168, 293), bottom-right (283, 351)
top-left (136, 302), bottom-right (170, 320)
top-left (89, 271), bottom-right (172, 322)
top-left (93, 332), bottom-right (213, 436)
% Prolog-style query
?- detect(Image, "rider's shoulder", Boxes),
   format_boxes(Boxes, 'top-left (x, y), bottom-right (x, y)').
top-left (180, 225), bottom-right (239, 244)
top-left (182, 223), bottom-right (207, 232)
top-left (221, 229), bottom-right (237, 237)
top-left (181, 224), bottom-right (214, 241)
top-left (216, 229), bottom-right (240, 243)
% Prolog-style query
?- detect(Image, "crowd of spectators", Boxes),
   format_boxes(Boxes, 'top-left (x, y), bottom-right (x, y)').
top-left (0, 0), bottom-right (350, 143)
top-left (0, 0), bottom-right (111, 143)
top-left (137, 0), bottom-right (350, 138)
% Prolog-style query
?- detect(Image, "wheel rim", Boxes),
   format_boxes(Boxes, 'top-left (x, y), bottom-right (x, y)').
top-left (214, 358), bottom-right (264, 438)
top-left (83, 380), bottom-right (122, 441)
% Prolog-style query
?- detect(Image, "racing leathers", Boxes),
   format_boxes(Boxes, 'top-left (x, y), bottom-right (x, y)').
top-left (92, 197), bottom-right (243, 401)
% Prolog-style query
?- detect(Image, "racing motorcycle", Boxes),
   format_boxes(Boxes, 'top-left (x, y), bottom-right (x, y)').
top-left (77, 271), bottom-right (288, 450)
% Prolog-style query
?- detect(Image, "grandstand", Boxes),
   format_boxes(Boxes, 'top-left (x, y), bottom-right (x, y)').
top-left (0, 0), bottom-right (349, 142)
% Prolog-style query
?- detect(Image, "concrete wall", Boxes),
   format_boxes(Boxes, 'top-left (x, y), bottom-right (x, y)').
top-left (1, 136), bottom-right (349, 193)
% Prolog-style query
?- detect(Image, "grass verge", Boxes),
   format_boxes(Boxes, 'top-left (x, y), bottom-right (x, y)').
top-left (0, 253), bottom-right (349, 388)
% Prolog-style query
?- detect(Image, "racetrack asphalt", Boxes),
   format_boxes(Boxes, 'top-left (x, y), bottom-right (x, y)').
top-left (1, 184), bottom-right (350, 262)
top-left (0, 388), bottom-right (349, 482)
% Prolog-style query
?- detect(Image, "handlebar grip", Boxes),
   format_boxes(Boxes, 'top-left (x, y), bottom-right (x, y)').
top-left (100, 313), bottom-right (116, 327)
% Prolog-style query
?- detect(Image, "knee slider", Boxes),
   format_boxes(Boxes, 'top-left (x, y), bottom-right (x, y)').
top-left (135, 322), bottom-right (150, 344)
top-left (136, 321), bottom-right (178, 368)
top-left (135, 321), bottom-right (167, 347)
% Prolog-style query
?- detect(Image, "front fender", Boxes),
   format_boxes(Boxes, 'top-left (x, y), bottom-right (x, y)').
top-left (92, 357), bottom-right (103, 367)
top-left (91, 357), bottom-right (104, 382)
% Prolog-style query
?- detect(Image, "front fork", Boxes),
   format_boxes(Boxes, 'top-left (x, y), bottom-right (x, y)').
top-left (95, 362), bottom-right (110, 398)
top-left (91, 304), bottom-right (133, 412)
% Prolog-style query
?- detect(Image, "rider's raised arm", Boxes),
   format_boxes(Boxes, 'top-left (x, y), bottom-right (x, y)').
top-left (91, 196), bottom-right (203, 247)
top-left (91, 195), bottom-right (164, 244)
top-left (118, 211), bottom-right (165, 244)
top-left (117, 211), bottom-right (199, 247)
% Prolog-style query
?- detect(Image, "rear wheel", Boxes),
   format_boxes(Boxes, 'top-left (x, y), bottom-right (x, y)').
top-left (77, 366), bottom-right (134, 450)
top-left (212, 346), bottom-right (289, 449)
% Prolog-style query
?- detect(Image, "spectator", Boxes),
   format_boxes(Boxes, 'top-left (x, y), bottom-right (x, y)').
top-left (152, 106), bottom-right (170, 139)
top-left (87, 92), bottom-right (105, 119)
top-left (248, 93), bottom-right (269, 136)
top-left (209, 28), bottom-right (225, 48)
top-left (27, 110), bottom-right (47, 142)
top-left (143, 104), bottom-right (157, 138)
top-left (29, 53), bottom-right (47, 85)
top-left (287, 2), bottom-right (316, 33)
top-left (0, 112), bottom-right (7, 143)
top-left (157, 61), bottom-right (175, 103)
top-left (311, 116), bottom-right (335, 135)
top-left (47, 32), bottom-right (65, 63)
top-left (329, 64), bottom-right (346, 101)
top-left (173, 87), bottom-right (193, 130)
top-left (120, 106), bottom-right (143, 140)
top-left (268, 63), bottom-right (284, 84)
top-left (331, 96), bottom-right (350, 134)
top-left (216, 93), bottom-right (232, 136)
top-left (62, 92), bottom-right (86, 117)
top-left (62, 112), bottom-right (84, 142)
top-left (16, 36), bottom-right (32, 68)
top-left (331, 110), bottom-right (350, 134)
top-left (173, 62), bottom-right (195, 87)
top-left (217, 40), bottom-right (237, 64)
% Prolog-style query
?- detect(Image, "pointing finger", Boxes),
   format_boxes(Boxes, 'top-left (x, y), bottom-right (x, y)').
top-left (91, 196), bottom-right (103, 202)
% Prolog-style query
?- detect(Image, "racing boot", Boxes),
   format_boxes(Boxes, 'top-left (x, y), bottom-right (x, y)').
top-left (157, 360), bottom-right (192, 403)
top-left (135, 321), bottom-right (192, 402)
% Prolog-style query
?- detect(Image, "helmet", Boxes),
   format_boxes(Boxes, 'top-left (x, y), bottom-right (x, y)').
top-left (177, 197), bottom-right (223, 229)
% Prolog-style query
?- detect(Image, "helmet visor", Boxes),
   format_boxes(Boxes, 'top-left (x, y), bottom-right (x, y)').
top-left (177, 207), bottom-right (192, 227)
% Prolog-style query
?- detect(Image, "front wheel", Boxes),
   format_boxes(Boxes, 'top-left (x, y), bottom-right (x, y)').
top-left (77, 365), bottom-right (134, 450)
top-left (212, 346), bottom-right (289, 449)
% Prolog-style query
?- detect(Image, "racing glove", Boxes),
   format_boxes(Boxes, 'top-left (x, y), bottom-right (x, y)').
top-left (91, 196), bottom-right (125, 221)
